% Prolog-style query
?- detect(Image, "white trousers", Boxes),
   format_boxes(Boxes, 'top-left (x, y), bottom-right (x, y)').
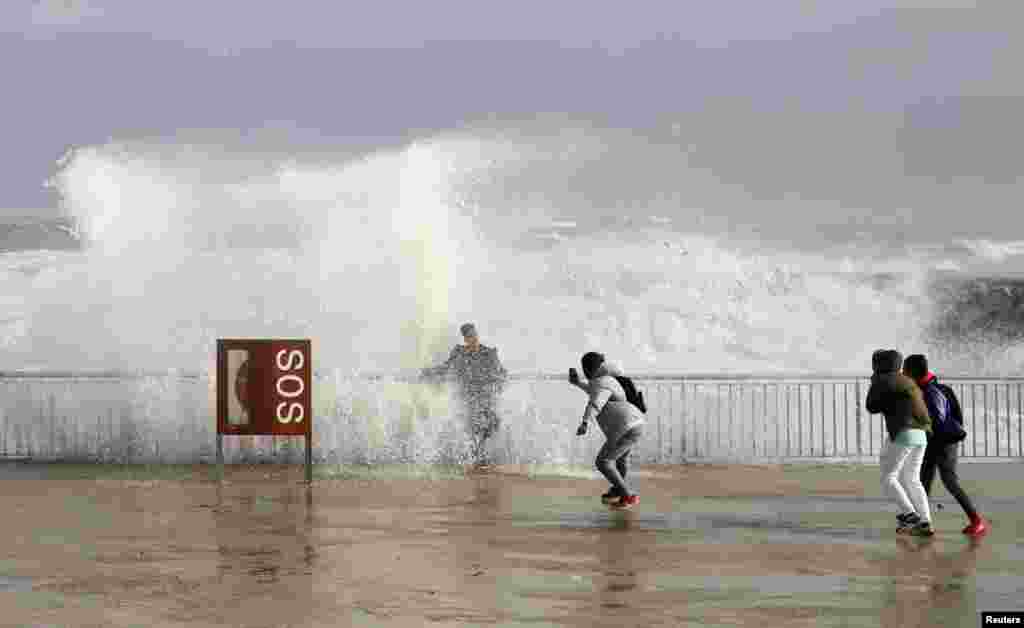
top-left (880, 440), bottom-right (931, 522)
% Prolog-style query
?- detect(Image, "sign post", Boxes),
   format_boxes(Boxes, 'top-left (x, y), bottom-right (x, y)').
top-left (216, 339), bottom-right (313, 484)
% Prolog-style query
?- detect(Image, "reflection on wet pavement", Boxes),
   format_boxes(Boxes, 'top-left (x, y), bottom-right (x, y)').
top-left (0, 465), bottom-right (1020, 627)
top-left (0, 575), bottom-right (34, 592)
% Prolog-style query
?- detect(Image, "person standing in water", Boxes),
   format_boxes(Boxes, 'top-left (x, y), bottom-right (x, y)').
top-left (422, 323), bottom-right (508, 467)
top-left (866, 349), bottom-right (935, 536)
top-left (570, 352), bottom-right (646, 509)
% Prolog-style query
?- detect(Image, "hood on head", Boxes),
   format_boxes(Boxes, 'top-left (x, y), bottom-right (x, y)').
top-left (872, 349), bottom-right (903, 374)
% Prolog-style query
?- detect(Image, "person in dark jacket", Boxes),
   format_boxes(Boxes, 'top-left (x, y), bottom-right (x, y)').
top-left (865, 349), bottom-right (934, 536)
top-left (903, 354), bottom-right (989, 537)
top-left (422, 323), bottom-right (508, 467)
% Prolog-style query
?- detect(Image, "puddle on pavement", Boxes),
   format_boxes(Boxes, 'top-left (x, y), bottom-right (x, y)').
top-left (0, 575), bottom-right (34, 592)
top-left (1, 465), bottom-right (1022, 627)
top-left (514, 510), bottom-right (889, 547)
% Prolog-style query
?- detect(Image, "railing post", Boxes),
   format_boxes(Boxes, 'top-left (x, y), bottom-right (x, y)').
top-left (658, 383), bottom-right (664, 464)
top-left (797, 384), bottom-right (803, 457)
top-left (775, 384), bottom-right (780, 459)
top-left (216, 433), bottom-right (224, 481)
top-left (786, 384), bottom-right (792, 458)
top-left (763, 383), bottom-right (769, 458)
top-left (728, 384), bottom-right (734, 459)
top-left (679, 380), bottom-right (687, 461)
top-left (831, 383), bottom-right (837, 458)
top-left (1011, 381), bottom-right (1019, 454)
top-left (996, 383), bottom-right (1002, 458)
top-left (691, 384), bottom-right (697, 460)
top-left (972, 384), bottom-right (978, 458)
top-left (855, 379), bottom-right (862, 459)
top-left (805, 383), bottom-right (812, 457)
top-left (985, 384), bottom-right (990, 458)
top-left (753, 381), bottom-right (761, 454)
top-left (705, 384), bottom-right (711, 459)
top-left (668, 382), bottom-right (676, 462)
top-left (305, 432), bottom-right (313, 484)
top-left (844, 382), bottom-right (850, 457)
top-left (716, 384), bottom-right (723, 457)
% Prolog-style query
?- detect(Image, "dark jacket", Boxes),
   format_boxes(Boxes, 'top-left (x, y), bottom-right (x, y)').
top-left (424, 344), bottom-right (508, 392)
top-left (916, 373), bottom-right (949, 427)
top-left (865, 350), bottom-right (932, 441)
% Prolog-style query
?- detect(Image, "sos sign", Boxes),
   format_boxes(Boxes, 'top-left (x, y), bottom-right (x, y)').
top-left (217, 339), bottom-right (311, 437)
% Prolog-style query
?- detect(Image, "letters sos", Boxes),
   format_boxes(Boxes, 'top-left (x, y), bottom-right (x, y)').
top-left (275, 349), bottom-right (306, 424)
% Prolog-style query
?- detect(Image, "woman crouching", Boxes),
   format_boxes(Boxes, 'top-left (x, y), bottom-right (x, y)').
top-left (569, 352), bottom-right (646, 509)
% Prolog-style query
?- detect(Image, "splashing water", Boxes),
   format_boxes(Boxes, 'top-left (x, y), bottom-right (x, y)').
top-left (0, 130), bottom-right (976, 375)
top-left (0, 123), bottom-right (1020, 465)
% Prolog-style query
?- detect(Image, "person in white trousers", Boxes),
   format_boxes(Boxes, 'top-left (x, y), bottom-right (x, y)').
top-left (865, 349), bottom-right (935, 536)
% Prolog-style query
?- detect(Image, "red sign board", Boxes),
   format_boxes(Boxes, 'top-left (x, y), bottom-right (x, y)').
top-left (217, 339), bottom-right (312, 437)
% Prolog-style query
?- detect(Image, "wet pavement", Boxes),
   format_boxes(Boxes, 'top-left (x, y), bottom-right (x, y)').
top-left (0, 462), bottom-right (1021, 627)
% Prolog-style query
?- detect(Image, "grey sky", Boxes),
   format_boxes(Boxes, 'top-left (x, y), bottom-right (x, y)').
top-left (2, 1), bottom-right (1023, 273)
top-left (9, 2), bottom-right (944, 49)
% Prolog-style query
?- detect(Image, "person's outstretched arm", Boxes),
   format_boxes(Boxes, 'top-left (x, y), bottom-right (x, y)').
top-left (422, 347), bottom-right (458, 377)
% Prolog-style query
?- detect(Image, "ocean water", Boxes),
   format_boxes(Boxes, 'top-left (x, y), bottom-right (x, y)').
top-left (2, 123), bottom-right (1020, 377)
top-left (0, 123), bottom-right (1021, 463)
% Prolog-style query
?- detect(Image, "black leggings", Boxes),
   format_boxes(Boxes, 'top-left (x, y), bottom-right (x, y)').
top-left (920, 439), bottom-right (977, 518)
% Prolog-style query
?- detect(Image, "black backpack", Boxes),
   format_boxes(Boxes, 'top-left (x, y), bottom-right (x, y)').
top-left (932, 381), bottom-right (967, 443)
top-left (613, 376), bottom-right (647, 414)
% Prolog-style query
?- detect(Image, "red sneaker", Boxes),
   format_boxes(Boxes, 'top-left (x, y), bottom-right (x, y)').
top-left (963, 516), bottom-right (989, 537)
top-left (611, 495), bottom-right (639, 509)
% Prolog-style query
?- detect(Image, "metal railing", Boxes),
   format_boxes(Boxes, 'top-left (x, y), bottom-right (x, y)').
top-left (624, 375), bottom-right (1024, 461)
top-left (1, 372), bottom-right (1022, 462)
